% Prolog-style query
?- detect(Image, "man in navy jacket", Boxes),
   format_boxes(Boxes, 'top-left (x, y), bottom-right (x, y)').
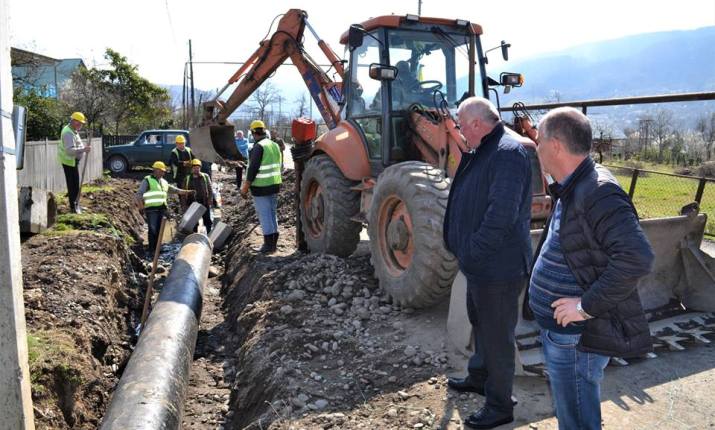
top-left (443, 97), bottom-right (532, 429)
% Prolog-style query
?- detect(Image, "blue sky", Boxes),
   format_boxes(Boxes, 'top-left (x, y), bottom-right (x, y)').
top-left (8, 0), bottom-right (715, 105)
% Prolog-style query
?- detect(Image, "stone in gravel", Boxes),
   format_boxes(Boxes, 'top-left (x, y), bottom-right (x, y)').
top-left (379, 306), bottom-right (392, 314)
top-left (412, 356), bottom-right (423, 366)
top-left (292, 396), bottom-right (306, 408)
top-left (356, 307), bottom-right (370, 320)
top-left (328, 297), bottom-right (337, 307)
top-left (351, 320), bottom-right (362, 329)
top-left (315, 399), bottom-right (329, 410)
top-left (208, 265), bottom-right (220, 278)
top-left (398, 390), bottom-right (410, 400)
top-left (280, 305), bottom-right (293, 315)
top-left (332, 306), bottom-right (344, 316)
top-left (428, 377), bottom-right (438, 385)
top-left (287, 290), bottom-right (306, 302)
top-left (388, 376), bottom-right (397, 383)
top-left (306, 343), bottom-right (319, 352)
top-left (414, 424), bottom-right (424, 429)
top-left (386, 408), bottom-right (398, 418)
top-left (404, 345), bottom-right (417, 357)
top-left (392, 321), bottom-right (404, 330)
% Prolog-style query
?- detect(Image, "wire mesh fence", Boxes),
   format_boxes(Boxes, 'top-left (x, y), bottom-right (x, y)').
top-left (605, 164), bottom-right (715, 237)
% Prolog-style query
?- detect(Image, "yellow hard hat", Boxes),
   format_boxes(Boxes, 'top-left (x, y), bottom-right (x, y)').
top-left (175, 135), bottom-right (186, 144)
top-left (250, 119), bottom-right (266, 131)
top-left (191, 159), bottom-right (202, 166)
top-left (70, 112), bottom-right (86, 124)
top-left (152, 161), bottom-right (167, 171)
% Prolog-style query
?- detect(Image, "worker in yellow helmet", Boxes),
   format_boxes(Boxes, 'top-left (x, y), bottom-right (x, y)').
top-left (240, 119), bottom-right (283, 254)
top-left (135, 161), bottom-right (193, 259)
top-left (59, 112), bottom-right (91, 213)
top-left (169, 134), bottom-right (194, 185)
top-left (183, 159), bottom-right (217, 233)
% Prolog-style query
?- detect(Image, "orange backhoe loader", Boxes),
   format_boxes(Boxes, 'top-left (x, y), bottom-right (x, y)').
top-left (191, 10), bottom-right (715, 374)
top-left (191, 9), bottom-right (551, 308)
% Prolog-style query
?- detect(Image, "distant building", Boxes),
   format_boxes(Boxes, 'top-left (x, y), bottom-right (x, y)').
top-left (11, 47), bottom-right (85, 98)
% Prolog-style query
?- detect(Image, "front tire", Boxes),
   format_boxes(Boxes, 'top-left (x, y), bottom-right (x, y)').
top-left (368, 162), bottom-right (458, 308)
top-left (108, 155), bottom-right (128, 173)
top-left (300, 154), bottom-right (361, 257)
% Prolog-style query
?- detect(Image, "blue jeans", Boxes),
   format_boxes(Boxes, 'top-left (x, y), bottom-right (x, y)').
top-left (541, 329), bottom-right (610, 430)
top-left (253, 194), bottom-right (278, 235)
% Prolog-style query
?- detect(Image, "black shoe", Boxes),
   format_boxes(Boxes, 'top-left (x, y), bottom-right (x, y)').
top-left (271, 232), bottom-right (279, 252)
top-left (447, 377), bottom-right (485, 395)
top-left (464, 406), bottom-right (514, 429)
top-left (258, 235), bottom-right (273, 254)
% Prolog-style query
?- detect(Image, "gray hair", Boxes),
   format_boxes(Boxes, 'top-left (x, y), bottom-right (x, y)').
top-left (236, 130), bottom-right (244, 137)
top-left (457, 97), bottom-right (500, 125)
top-left (539, 107), bottom-right (592, 155)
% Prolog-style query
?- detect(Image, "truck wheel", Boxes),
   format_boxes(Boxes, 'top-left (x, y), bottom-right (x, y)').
top-left (108, 155), bottom-right (128, 173)
top-left (368, 162), bottom-right (458, 308)
top-left (300, 154), bottom-right (361, 257)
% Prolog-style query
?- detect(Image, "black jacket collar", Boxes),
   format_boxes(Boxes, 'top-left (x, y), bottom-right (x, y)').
top-left (547, 157), bottom-right (594, 200)
top-left (474, 122), bottom-right (505, 154)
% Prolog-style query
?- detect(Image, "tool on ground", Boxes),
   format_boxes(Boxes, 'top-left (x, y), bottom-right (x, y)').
top-left (139, 216), bottom-right (167, 328)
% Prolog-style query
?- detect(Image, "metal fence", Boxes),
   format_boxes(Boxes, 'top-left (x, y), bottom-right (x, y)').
top-left (17, 138), bottom-right (104, 193)
top-left (605, 164), bottom-right (715, 237)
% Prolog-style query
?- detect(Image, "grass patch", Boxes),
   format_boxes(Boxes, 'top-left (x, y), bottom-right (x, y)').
top-left (81, 184), bottom-right (114, 193)
top-left (45, 213), bottom-right (135, 245)
top-left (27, 331), bottom-right (83, 395)
top-left (612, 172), bottom-right (715, 236)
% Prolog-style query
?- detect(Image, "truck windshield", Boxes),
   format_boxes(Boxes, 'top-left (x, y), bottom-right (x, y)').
top-left (387, 28), bottom-right (473, 110)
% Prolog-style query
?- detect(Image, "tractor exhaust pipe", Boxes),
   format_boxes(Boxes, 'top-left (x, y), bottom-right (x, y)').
top-left (100, 233), bottom-right (212, 430)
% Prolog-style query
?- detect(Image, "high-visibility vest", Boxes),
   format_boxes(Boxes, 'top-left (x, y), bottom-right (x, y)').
top-left (172, 147), bottom-right (193, 179)
top-left (58, 124), bottom-right (81, 167)
top-left (250, 139), bottom-right (283, 187)
top-left (143, 175), bottom-right (169, 208)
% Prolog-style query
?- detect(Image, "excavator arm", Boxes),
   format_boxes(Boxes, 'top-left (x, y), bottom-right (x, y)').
top-left (191, 9), bottom-right (345, 163)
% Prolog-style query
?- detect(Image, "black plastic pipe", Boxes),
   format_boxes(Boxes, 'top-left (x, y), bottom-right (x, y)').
top-left (101, 233), bottom-right (212, 429)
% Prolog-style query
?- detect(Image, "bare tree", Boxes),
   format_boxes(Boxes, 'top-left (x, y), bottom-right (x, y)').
top-left (60, 68), bottom-right (110, 131)
top-left (651, 109), bottom-right (674, 163)
top-left (293, 93), bottom-right (308, 118)
top-left (592, 119), bottom-right (614, 163)
top-left (249, 81), bottom-right (278, 122)
top-left (622, 126), bottom-right (639, 158)
top-left (695, 112), bottom-right (715, 161)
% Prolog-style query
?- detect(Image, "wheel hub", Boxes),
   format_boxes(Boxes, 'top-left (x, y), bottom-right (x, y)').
top-left (309, 194), bottom-right (324, 221)
top-left (387, 217), bottom-right (409, 251)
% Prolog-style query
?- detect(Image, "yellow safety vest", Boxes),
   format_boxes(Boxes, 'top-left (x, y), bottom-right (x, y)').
top-left (143, 175), bottom-right (169, 208)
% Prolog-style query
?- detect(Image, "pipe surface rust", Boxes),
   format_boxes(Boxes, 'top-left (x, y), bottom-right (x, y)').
top-left (101, 233), bottom-right (212, 430)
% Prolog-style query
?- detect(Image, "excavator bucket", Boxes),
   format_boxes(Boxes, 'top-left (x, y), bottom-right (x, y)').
top-left (447, 212), bottom-right (715, 376)
top-left (189, 124), bottom-right (239, 163)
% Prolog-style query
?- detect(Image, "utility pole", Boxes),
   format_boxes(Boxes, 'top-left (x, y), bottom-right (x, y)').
top-left (189, 40), bottom-right (195, 126)
top-left (182, 63), bottom-right (187, 129)
top-left (0, 0), bottom-right (36, 427)
top-left (418, 0), bottom-right (422, 15)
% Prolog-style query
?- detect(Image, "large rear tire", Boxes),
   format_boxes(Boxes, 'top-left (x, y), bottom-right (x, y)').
top-left (300, 154), bottom-right (361, 257)
top-left (368, 162), bottom-right (458, 308)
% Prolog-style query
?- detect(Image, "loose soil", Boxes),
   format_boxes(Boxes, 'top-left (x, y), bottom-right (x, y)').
top-left (23, 177), bottom-right (148, 428)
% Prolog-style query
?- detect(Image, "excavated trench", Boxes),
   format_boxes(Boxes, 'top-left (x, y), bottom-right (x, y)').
top-left (209, 170), bottom-right (455, 429)
top-left (22, 176), bottom-right (186, 429)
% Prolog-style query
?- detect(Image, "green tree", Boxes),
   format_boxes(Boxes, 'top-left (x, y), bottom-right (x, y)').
top-left (100, 49), bottom-right (171, 134)
top-left (61, 67), bottom-right (111, 133)
top-left (13, 87), bottom-right (64, 140)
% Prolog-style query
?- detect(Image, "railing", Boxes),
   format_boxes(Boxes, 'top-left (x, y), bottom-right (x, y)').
top-left (102, 134), bottom-right (138, 147)
top-left (497, 91), bottom-right (715, 115)
top-left (605, 165), bottom-right (714, 237)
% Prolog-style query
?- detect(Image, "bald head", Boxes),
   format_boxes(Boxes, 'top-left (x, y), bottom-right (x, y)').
top-left (539, 107), bottom-right (592, 155)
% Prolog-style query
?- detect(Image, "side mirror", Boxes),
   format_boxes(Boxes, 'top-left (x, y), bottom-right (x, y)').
top-left (500, 40), bottom-right (511, 61)
top-left (348, 25), bottom-right (365, 50)
top-left (12, 105), bottom-right (27, 170)
top-left (369, 63), bottom-right (398, 81)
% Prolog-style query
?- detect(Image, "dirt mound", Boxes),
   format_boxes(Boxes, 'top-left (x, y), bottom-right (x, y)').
top-left (23, 177), bottom-right (148, 428)
top-left (217, 170), bottom-right (453, 429)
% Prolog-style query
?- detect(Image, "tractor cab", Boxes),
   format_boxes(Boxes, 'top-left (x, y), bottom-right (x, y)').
top-left (342, 15), bottom-right (488, 172)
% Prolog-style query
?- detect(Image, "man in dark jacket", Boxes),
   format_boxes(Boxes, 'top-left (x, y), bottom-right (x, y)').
top-left (529, 107), bottom-right (654, 430)
top-left (443, 97), bottom-right (532, 429)
top-left (184, 159), bottom-right (215, 233)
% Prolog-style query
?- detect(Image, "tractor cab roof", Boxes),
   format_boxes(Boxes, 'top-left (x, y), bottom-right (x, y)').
top-left (339, 14), bottom-right (482, 44)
